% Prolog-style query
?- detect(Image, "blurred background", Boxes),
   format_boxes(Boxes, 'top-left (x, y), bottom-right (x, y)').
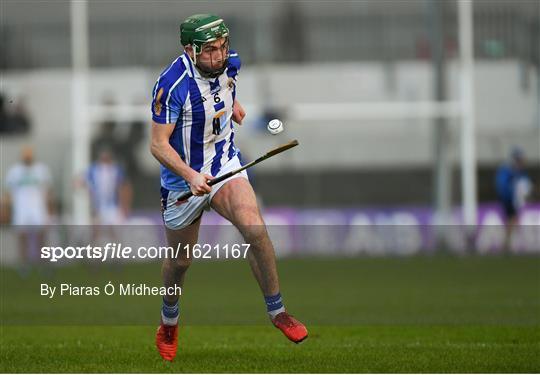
top-left (2, 4), bottom-right (539, 368)
top-left (1, 0), bottom-right (539, 257)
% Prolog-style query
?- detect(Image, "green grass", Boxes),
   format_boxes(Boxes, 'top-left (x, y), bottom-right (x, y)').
top-left (1, 256), bottom-right (540, 372)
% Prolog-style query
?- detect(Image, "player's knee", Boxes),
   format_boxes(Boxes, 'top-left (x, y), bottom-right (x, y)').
top-left (237, 208), bottom-right (268, 243)
top-left (235, 206), bottom-right (264, 227)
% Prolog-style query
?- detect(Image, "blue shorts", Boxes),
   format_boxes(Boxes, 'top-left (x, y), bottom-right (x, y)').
top-left (160, 156), bottom-right (248, 230)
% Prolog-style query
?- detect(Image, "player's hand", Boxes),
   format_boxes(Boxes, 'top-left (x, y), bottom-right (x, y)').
top-left (188, 172), bottom-right (213, 196)
top-left (232, 100), bottom-right (246, 125)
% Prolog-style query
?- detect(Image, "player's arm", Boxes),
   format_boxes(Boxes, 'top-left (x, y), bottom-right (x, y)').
top-left (232, 100), bottom-right (246, 125)
top-left (114, 166), bottom-right (132, 217)
top-left (2, 170), bottom-right (15, 223)
top-left (227, 49), bottom-right (245, 125)
top-left (0, 191), bottom-right (11, 224)
top-left (46, 172), bottom-right (55, 216)
top-left (119, 181), bottom-right (133, 217)
top-left (46, 188), bottom-right (55, 216)
top-left (150, 121), bottom-right (212, 196)
top-left (40, 166), bottom-right (55, 217)
top-left (150, 76), bottom-right (213, 196)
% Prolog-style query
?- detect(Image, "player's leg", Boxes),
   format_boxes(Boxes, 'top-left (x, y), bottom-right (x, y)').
top-left (18, 231), bottom-right (29, 262)
top-left (157, 188), bottom-right (208, 361)
top-left (160, 190), bottom-right (209, 304)
top-left (211, 178), bottom-right (279, 295)
top-left (210, 177), bottom-right (308, 343)
top-left (156, 216), bottom-right (200, 361)
top-left (504, 216), bottom-right (518, 253)
top-left (162, 217), bottom-right (200, 306)
top-left (14, 209), bottom-right (32, 273)
top-left (502, 200), bottom-right (518, 253)
top-left (17, 230), bottom-right (31, 276)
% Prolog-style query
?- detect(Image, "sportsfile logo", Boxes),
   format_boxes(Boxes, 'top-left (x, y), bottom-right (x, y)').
top-left (40, 242), bottom-right (251, 262)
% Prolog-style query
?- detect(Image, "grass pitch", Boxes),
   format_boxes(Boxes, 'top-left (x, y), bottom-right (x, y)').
top-left (1, 256), bottom-right (539, 372)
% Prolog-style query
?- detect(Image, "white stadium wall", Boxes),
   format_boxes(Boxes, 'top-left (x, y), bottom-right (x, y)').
top-left (1, 60), bottom-right (538, 191)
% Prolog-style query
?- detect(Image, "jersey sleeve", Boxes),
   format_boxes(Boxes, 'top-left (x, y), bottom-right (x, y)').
top-left (151, 76), bottom-right (188, 125)
top-left (227, 49), bottom-right (241, 80)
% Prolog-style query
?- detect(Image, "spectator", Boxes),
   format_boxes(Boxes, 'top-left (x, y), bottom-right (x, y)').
top-left (495, 147), bottom-right (533, 252)
top-left (86, 149), bottom-right (132, 225)
top-left (4, 146), bottom-right (53, 271)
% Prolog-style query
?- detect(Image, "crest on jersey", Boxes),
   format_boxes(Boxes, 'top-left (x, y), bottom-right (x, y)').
top-left (212, 110), bottom-right (226, 135)
top-left (227, 77), bottom-right (236, 90)
top-left (154, 88), bottom-right (164, 116)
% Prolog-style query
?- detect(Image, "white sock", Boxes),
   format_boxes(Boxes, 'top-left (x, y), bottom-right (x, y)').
top-left (161, 310), bottom-right (179, 326)
top-left (161, 299), bottom-right (179, 326)
top-left (268, 306), bottom-right (286, 319)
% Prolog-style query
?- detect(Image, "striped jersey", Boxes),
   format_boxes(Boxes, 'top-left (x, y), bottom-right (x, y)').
top-left (87, 162), bottom-right (125, 212)
top-left (151, 50), bottom-right (241, 191)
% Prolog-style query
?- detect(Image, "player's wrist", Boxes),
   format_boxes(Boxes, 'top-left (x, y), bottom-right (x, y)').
top-left (183, 169), bottom-right (199, 184)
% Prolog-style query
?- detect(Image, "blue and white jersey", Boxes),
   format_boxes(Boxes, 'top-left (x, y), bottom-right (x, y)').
top-left (495, 164), bottom-right (532, 209)
top-left (87, 162), bottom-right (125, 213)
top-left (151, 50), bottom-right (241, 191)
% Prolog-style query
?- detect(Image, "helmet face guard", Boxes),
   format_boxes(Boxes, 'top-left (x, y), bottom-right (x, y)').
top-left (180, 14), bottom-right (230, 78)
top-left (194, 37), bottom-right (230, 78)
